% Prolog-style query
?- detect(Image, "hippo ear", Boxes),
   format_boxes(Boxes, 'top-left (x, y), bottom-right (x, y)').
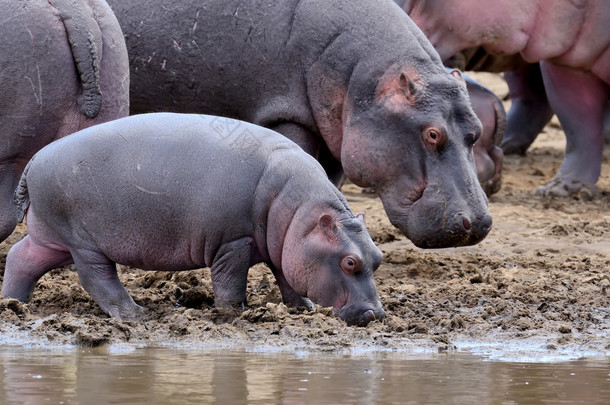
top-left (356, 212), bottom-right (367, 228)
top-left (398, 72), bottom-right (417, 99)
top-left (449, 69), bottom-right (467, 87)
top-left (318, 214), bottom-right (339, 242)
top-left (377, 71), bottom-right (417, 112)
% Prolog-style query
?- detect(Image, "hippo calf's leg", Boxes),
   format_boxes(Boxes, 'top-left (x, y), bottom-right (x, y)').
top-left (269, 264), bottom-right (314, 309)
top-left (501, 64), bottom-right (555, 155)
top-left (1, 235), bottom-right (73, 302)
top-left (210, 238), bottom-right (256, 308)
top-left (535, 63), bottom-right (609, 200)
top-left (70, 249), bottom-right (145, 319)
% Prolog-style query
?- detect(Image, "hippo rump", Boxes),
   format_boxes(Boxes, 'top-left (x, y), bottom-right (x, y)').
top-left (399, 0), bottom-right (610, 199)
top-left (105, 0), bottom-right (492, 249)
top-left (0, 0), bottom-right (129, 243)
top-left (1, 113), bottom-right (385, 326)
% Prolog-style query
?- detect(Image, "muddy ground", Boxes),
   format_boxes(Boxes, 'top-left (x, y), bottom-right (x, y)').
top-left (0, 73), bottom-right (608, 360)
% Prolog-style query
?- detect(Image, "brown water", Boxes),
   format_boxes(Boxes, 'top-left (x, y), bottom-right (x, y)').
top-left (0, 346), bottom-right (608, 405)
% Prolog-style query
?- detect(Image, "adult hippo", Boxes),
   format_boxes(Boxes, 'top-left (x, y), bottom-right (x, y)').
top-left (398, 0), bottom-right (610, 199)
top-left (0, 0), bottom-right (129, 242)
top-left (106, 0), bottom-right (492, 249)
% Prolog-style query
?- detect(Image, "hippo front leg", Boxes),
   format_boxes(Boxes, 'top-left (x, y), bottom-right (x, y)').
top-left (268, 264), bottom-right (314, 310)
top-left (71, 248), bottom-right (145, 319)
top-left (0, 164), bottom-right (22, 242)
top-left (501, 64), bottom-right (555, 155)
top-left (535, 63), bottom-right (609, 200)
top-left (210, 238), bottom-right (255, 308)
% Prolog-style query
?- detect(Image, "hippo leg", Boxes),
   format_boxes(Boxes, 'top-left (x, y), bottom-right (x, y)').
top-left (318, 145), bottom-right (346, 187)
top-left (0, 165), bottom-right (22, 242)
top-left (604, 102), bottom-right (610, 143)
top-left (269, 264), bottom-right (314, 310)
top-left (501, 64), bottom-right (555, 155)
top-left (210, 238), bottom-right (255, 308)
top-left (70, 249), bottom-right (145, 319)
top-left (535, 62), bottom-right (609, 199)
top-left (269, 123), bottom-right (320, 156)
top-left (1, 235), bottom-right (73, 302)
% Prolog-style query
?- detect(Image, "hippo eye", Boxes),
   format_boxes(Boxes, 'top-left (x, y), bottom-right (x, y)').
top-left (423, 128), bottom-right (446, 151)
top-left (341, 256), bottom-right (358, 274)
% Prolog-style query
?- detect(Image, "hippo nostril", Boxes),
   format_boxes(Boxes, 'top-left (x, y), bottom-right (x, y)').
top-left (461, 215), bottom-right (472, 231)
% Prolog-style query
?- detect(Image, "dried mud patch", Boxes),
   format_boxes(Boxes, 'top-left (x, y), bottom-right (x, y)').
top-left (0, 73), bottom-right (609, 360)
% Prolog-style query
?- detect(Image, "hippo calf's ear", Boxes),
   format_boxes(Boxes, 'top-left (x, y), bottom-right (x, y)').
top-left (318, 214), bottom-right (339, 242)
top-left (356, 212), bottom-right (366, 227)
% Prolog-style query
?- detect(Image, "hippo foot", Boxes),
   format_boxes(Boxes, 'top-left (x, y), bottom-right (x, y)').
top-left (533, 178), bottom-right (595, 201)
top-left (104, 301), bottom-right (147, 320)
top-left (286, 296), bottom-right (314, 311)
top-left (481, 176), bottom-right (502, 197)
top-left (501, 136), bottom-right (532, 156)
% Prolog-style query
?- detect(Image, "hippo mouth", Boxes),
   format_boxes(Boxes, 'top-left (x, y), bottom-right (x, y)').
top-left (336, 297), bottom-right (385, 327)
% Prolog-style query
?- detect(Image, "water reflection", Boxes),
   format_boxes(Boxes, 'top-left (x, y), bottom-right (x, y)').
top-left (0, 346), bottom-right (608, 404)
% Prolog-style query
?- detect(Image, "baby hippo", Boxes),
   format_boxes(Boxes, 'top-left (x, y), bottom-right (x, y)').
top-left (1, 113), bottom-right (385, 326)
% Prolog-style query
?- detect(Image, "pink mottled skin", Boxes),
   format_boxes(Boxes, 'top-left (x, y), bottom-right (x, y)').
top-left (402, 0), bottom-right (610, 199)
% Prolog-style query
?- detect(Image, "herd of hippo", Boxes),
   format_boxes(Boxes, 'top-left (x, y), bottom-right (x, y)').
top-left (0, 0), bottom-right (608, 327)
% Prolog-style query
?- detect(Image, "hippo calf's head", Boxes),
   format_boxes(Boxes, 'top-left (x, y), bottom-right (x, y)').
top-left (282, 212), bottom-right (384, 326)
top-left (341, 65), bottom-right (492, 248)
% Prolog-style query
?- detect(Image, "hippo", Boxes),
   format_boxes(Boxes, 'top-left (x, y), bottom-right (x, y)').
top-left (398, 0), bottom-right (610, 199)
top-left (0, 0), bottom-right (129, 243)
top-left (462, 74), bottom-right (506, 195)
top-left (105, 0), bottom-right (492, 249)
top-left (443, 51), bottom-right (552, 158)
top-left (1, 113), bottom-right (385, 326)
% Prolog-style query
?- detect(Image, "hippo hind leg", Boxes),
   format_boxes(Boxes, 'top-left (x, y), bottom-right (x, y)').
top-left (535, 63), bottom-right (608, 200)
top-left (70, 248), bottom-right (145, 319)
top-left (1, 235), bottom-right (73, 302)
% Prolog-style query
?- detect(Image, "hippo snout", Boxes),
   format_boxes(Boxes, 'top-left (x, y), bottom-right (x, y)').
top-left (339, 302), bottom-right (385, 327)
top-left (404, 204), bottom-right (493, 249)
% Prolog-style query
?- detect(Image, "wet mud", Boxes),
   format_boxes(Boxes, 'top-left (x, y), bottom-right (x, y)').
top-left (0, 73), bottom-right (608, 358)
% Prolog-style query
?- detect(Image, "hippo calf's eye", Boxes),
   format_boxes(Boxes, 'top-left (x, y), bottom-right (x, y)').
top-left (341, 256), bottom-right (359, 275)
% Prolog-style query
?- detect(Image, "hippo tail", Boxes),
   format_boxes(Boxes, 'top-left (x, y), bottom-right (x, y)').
top-left (50, 0), bottom-right (104, 119)
top-left (14, 159), bottom-right (33, 223)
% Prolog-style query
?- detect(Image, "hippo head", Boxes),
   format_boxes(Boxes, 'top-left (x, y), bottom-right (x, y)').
top-left (340, 65), bottom-right (492, 248)
top-left (281, 211), bottom-right (385, 326)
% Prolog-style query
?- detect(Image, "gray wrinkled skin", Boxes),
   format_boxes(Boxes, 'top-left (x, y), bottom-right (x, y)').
top-left (0, 0), bottom-right (129, 242)
top-left (106, 0), bottom-right (492, 249)
top-left (1, 113), bottom-right (385, 327)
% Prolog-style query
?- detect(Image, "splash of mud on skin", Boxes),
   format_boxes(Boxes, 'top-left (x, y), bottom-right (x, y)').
top-left (0, 72), bottom-right (609, 362)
